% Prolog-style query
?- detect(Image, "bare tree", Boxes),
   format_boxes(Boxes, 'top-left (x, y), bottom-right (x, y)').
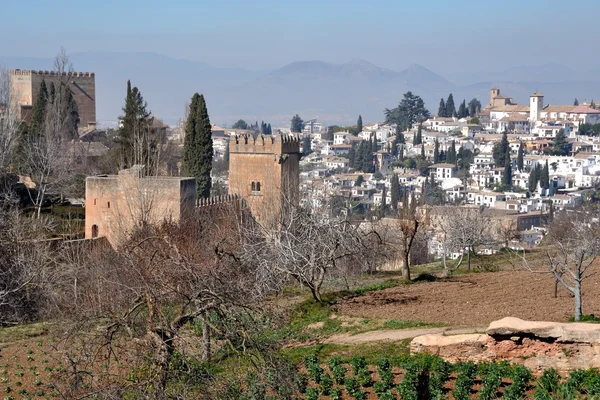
top-left (0, 67), bottom-right (20, 175)
top-left (241, 203), bottom-right (379, 302)
top-left (438, 205), bottom-right (494, 276)
top-left (517, 207), bottom-right (600, 321)
top-left (394, 193), bottom-right (421, 281)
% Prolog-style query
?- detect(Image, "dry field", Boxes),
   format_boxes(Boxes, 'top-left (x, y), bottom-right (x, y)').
top-left (334, 270), bottom-right (600, 326)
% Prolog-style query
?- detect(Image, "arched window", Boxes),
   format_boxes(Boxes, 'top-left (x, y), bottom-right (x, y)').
top-left (251, 182), bottom-right (256, 191)
top-left (256, 182), bottom-right (261, 192)
top-left (91, 224), bottom-right (99, 238)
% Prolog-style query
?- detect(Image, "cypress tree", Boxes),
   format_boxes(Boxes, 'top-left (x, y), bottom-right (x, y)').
top-left (183, 93), bottom-right (213, 199)
top-left (503, 148), bottom-right (512, 187)
top-left (445, 93), bottom-right (456, 118)
top-left (434, 139), bottom-right (440, 163)
top-left (457, 100), bottom-right (467, 118)
top-left (438, 98), bottom-right (446, 117)
top-left (356, 141), bottom-right (364, 171)
top-left (380, 186), bottom-right (387, 218)
top-left (363, 139), bottom-right (373, 172)
top-left (396, 124), bottom-right (405, 144)
top-left (420, 143), bottom-right (425, 160)
top-left (528, 164), bottom-right (539, 192)
top-left (30, 80), bottom-right (49, 137)
top-left (413, 133), bottom-right (417, 143)
top-left (517, 142), bottom-right (524, 171)
top-left (371, 133), bottom-right (378, 153)
top-left (348, 144), bottom-right (356, 168)
top-left (447, 140), bottom-right (457, 165)
top-left (267, 123), bottom-right (272, 135)
top-left (357, 115), bottom-right (363, 134)
top-left (391, 174), bottom-right (400, 211)
top-left (493, 131), bottom-right (509, 167)
top-left (416, 124), bottom-right (423, 145)
top-left (542, 160), bottom-right (550, 190)
top-left (439, 149), bottom-right (445, 162)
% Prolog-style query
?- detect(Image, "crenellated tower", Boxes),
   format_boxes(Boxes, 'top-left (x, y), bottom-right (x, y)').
top-left (228, 134), bottom-right (300, 228)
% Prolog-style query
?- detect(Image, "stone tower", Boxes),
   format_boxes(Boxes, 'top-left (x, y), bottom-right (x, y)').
top-left (228, 134), bottom-right (300, 228)
top-left (490, 87), bottom-right (500, 106)
top-left (9, 69), bottom-right (96, 130)
top-left (530, 92), bottom-right (544, 123)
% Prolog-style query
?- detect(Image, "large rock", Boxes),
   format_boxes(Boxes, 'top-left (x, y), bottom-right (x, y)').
top-left (486, 317), bottom-right (600, 344)
top-left (411, 333), bottom-right (488, 356)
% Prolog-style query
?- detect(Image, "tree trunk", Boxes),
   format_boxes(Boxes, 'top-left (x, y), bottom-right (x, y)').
top-left (554, 278), bottom-right (559, 298)
top-left (201, 311), bottom-right (211, 362)
top-left (401, 251), bottom-right (411, 281)
top-left (467, 249), bottom-right (471, 271)
top-left (308, 283), bottom-right (323, 303)
top-left (574, 280), bottom-right (582, 322)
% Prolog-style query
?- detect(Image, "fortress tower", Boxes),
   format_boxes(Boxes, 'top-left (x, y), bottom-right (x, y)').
top-left (228, 134), bottom-right (300, 229)
top-left (9, 69), bottom-right (96, 131)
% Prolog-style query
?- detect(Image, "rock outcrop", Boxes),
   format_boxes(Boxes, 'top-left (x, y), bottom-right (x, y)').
top-left (411, 317), bottom-right (600, 372)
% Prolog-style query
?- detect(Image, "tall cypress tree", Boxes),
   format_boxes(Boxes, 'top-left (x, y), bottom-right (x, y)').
top-left (420, 143), bottom-right (425, 160)
top-left (416, 124), bottom-right (423, 145)
top-left (363, 139), bottom-right (373, 172)
top-left (457, 100), bottom-right (467, 118)
top-left (493, 131), bottom-right (509, 167)
top-left (391, 173), bottom-right (400, 212)
top-left (528, 164), bottom-right (540, 192)
top-left (542, 160), bottom-right (550, 190)
top-left (434, 139), bottom-right (440, 163)
top-left (348, 144), bottom-right (356, 168)
top-left (183, 93), bottom-right (213, 199)
top-left (447, 140), bottom-right (457, 165)
top-left (30, 80), bottom-right (49, 137)
top-left (371, 133), bottom-right (377, 153)
top-left (503, 148), bottom-right (512, 187)
top-left (356, 141), bottom-right (364, 171)
top-left (438, 98), bottom-right (446, 117)
top-left (445, 93), bottom-right (456, 118)
top-left (517, 142), bottom-right (524, 171)
top-left (357, 115), bottom-right (363, 134)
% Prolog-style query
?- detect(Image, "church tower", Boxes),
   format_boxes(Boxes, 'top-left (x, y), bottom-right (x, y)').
top-left (530, 92), bottom-right (544, 122)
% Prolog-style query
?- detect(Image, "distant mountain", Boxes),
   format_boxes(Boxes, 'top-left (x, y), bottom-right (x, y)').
top-left (1, 53), bottom-right (599, 126)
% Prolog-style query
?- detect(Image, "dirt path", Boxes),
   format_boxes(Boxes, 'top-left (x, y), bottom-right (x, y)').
top-left (322, 326), bottom-right (487, 344)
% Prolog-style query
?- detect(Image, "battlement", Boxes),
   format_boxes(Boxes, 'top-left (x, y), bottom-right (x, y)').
top-left (230, 134), bottom-right (300, 154)
top-left (196, 193), bottom-right (242, 207)
top-left (10, 69), bottom-right (95, 77)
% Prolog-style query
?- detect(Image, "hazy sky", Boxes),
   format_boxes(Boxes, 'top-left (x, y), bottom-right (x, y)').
top-left (1, 0), bottom-right (599, 72)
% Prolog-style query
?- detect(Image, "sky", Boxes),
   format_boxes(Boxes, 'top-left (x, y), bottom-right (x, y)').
top-left (1, 0), bottom-right (599, 73)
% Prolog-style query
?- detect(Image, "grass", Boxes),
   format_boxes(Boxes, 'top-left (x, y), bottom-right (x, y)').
top-left (382, 319), bottom-right (445, 330)
top-left (0, 323), bottom-right (51, 344)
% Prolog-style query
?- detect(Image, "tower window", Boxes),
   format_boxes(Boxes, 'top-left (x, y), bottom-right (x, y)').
top-left (251, 181), bottom-right (261, 195)
top-left (107, 201), bottom-right (111, 209)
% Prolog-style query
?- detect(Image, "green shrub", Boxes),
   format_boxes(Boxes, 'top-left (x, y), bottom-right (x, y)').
top-left (351, 388), bottom-right (366, 400)
top-left (373, 380), bottom-right (388, 394)
top-left (319, 372), bottom-right (332, 395)
top-left (331, 364), bottom-right (347, 385)
top-left (303, 354), bottom-right (318, 369)
top-left (350, 356), bottom-right (367, 375)
top-left (429, 357), bottom-right (451, 400)
top-left (308, 363), bottom-right (323, 384)
top-left (304, 387), bottom-right (318, 400)
top-left (357, 368), bottom-right (372, 387)
top-left (397, 362), bottom-right (419, 400)
top-left (330, 387), bottom-right (343, 400)
top-left (477, 362), bottom-right (507, 400)
top-left (452, 361), bottom-right (477, 400)
top-left (534, 367), bottom-right (561, 399)
top-left (327, 356), bottom-right (342, 371)
top-left (378, 391), bottom-right (395, 400)
top-left (345, 376), bottom-right (360, 396)
top-left (377, 357), bottom-right (391, 373)
top-left (294, 373), bottom-right (308, 394)
top-left (503, 364), bottom-right (533, 400)
top-left (245, 372), bottom-right (266, 400)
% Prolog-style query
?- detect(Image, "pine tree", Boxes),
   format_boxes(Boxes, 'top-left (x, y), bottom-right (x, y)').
top-left (445, 93), bottom-right (456, 118)
top-left (291, 114), bottom-right (303, 133)
top-left (438, 98), bottom-right (446, 117)
top-left (183, 93), bottom-right (213, 199)
top-left (118, 80), bottom-right (154, 169)
top-left (357, 115), bottom-right (363, 134)
top-left (434, 139), bottom-right (440, 163)
top-left (391, 173), bottom-right (400, 212)
top-left (517, 142), bottom-right (524, 171)
top-left (502, 148), bottom-right (512, 187)
top-left (552, 129), bottom-right (571, 156)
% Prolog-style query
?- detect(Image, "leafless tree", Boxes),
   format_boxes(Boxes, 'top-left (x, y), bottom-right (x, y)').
top-left (395, 193), bottom-right (421, 281)
top-left (0, 67), bottom-right (20, 174)
top-left (241, 203), bottom-right (380, 302)
top-left (516, 207), bottom-right (600, 321)
top-left (0, 208), bottom-right (58, 324)
top-left (438, 205), bottom-right (494, 276)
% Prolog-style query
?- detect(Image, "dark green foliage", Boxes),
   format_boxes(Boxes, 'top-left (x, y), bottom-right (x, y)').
top-left (330, 387), bottom-right (343, 400)
top-left (302, 136), bottom-right (312, 156)
top-left (433, 139), bottom-right (440, 163)
top-left (445, 93), bottom-right (456, 118)
top-left (452, 361), bottom-right (477, 400)
top-left (245, 371), bottom-right (266, 400)
top-left (396, 361), bottom-right (419, 400)
top-left (468, 98), bottom-right (482, 116)
top-left (534, 368), bottom-right (560, 399)
top-left (447, 140), bottom-right (457, 165)
top-left (371, 134), bottom-right (378, 154)
top-left (477, 361), bottom-right (509, 400)
top-left (390, 174), bottom-right (400, 212)
top-left (578, 122), bottom-right (600, 136)
top-left (574, 98), bottom-right (579, 106)
top-left (232, 119), bottom-right (248, 129)
top-left (357, 115), bottom-right (363, 134)
top-left (503, 364), bottom-right (533, 400)
top-left (395, 125), bottom-right (405, 144)
top-left (438, 98), bottom-right (446, 117)
top-left (182, 93), bottom-right (213, 198)
top-left (319, 372), bottom-right (333, 395)
top-left (307, 363), bottom-right (323, 384)
top-left (457, 99), bottom-right (468, 118)
top-left (429, 357), bottom-right (451, 400)
top-left (517, 142), bottom-right (524, 171)
top-left (350, 356), bottom-right (367, 375)
top-left (118, 80), bottom-right (154, 170)
top-left (541, 160), bottom-right (550, 190)
top-left (345, 376), bottom-right (360, 396)
top-left (291, 114), bottom-right (303, 133)
top-left (415, 124), bottom-right (423, 145)
top-left (384, 91), bottom-right (430, 131)
top-left (503, 147), bottom-right (512, 187)
top-left (331, 363), bottom-right (347, 385)
top-left (550, 129), bottom-right (571, 156)
top-left (362, 140), bottom-right (374, 173)
top-left (29, 80), bottom-right (48, 138)
top-left (355, 175), bottom-right (364, 186)
top-left (294, 373), bottom-right (309, 394)
top-left (357, 367), bottom-right (373, 387)
top-left (378, 391), bottom-right (395, 400)
top-left (492, 131), bottom-right (509, 167)
top-left (349, 144), bottom-right (357, 168)
top-left (529, 163), bottom-right (541, 192)
top-left (304, 386), bottom-right (318, 400)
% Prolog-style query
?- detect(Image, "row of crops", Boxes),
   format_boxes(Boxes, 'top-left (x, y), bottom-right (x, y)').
top-left (294, 353), bottom-right (600, 399)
